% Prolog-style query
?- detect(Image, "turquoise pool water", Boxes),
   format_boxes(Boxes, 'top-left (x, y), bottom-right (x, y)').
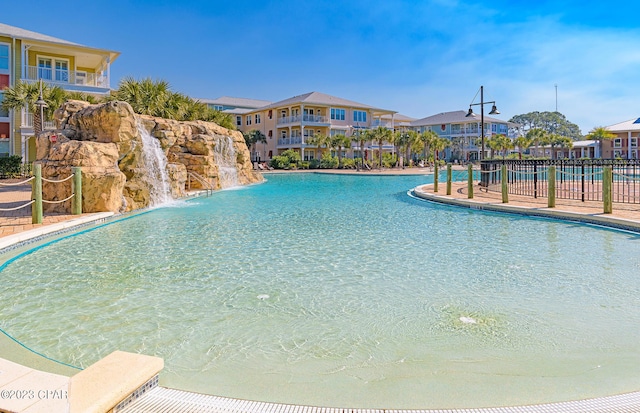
top-left (1, 173), bottom-right (640, 409)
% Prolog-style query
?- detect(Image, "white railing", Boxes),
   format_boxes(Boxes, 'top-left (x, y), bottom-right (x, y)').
top-left (25, 66), bottom-right (108, 88)
top-left (277, 137), bottom-right (303, 146)
top-left (277, 115), bottom-right (329, 125)
top-left (21, 112), bottom-right (55, 130)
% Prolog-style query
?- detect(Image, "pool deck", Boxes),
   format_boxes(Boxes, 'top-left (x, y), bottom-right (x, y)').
top-left (2, 171), bottom-right (640, 412)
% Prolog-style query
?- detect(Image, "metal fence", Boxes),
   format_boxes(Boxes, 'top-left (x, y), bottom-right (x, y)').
top-left (480, 159), bottom-right (640, 204)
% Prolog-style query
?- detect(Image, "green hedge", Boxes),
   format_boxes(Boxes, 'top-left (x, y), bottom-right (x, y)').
top-left (0, 155), bottom-right (23, 178)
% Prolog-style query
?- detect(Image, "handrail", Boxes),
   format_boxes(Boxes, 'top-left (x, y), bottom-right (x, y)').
top-left (187, 171), bottom-right (214, 196)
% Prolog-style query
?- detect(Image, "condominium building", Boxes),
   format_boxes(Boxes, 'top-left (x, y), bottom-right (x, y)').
top-left (235, 91), bottom-right (396, 162)
top-left (604, 118), bottom-right (640, 159)
top-left (0, 22), bottom-right (119, 160)
top-left (410, 110), bottom-right (514, 161)
top-left (197, 96), bottom-right (272, 129)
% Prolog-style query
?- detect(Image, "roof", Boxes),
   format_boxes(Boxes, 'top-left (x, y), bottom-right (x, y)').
top-left (259, 91), bottom-right (395, 114)
top-left (572, 140), bottom-right (599, 148)
top-left (0, 22), bottom-right (80, 46)
top-left (605, 117), bottom-right (640, 132)
top-left (410, 110), bottom-right (508, 127)
top-left (197, 96), bottom-right (272, 109)
top-left (380, 113), bottom-right (417, 122)
top-left (0, 22), bottom-right (119, 62)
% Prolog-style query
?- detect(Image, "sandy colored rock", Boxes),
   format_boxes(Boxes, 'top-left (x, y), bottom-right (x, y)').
top-left (37, 101), bottom-right (263, 213)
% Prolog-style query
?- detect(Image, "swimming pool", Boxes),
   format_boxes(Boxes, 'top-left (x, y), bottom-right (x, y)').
top-left (1, 173), bottom-right (640, 409)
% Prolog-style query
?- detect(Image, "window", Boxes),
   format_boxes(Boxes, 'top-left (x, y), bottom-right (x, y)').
top-left (268, 110), bottom-right (272, 119)
top-left (353, 110), bottom-right (367, 122)
top-left (75, 71), bottom-right (87, 85)
top-left (631, 137), bottom-right (638, 148)
top-left (330, 108), bottom-right (345, 121)
top-left (614, 138), bottom-right (622, 148)
top-left (268, 130), bottom-right (273, 138)
top-left (255, 114), bottom-right (261, 124)
top-left (236, 116), bottom-right (241, 127)
top-left (0, 94), bottom-right (8, 118)
top-left (491, 124), bottom-right (497, 132)
top-left (246, 115), bottom-right (252, 126)
top-left (38, 58), bottom-right (52, 80)
top-left (0, 44), bottom-right (8, 70)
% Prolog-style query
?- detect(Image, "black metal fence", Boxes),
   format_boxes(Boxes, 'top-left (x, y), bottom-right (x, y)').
top-left (480, 159), bottom-right (640, 204)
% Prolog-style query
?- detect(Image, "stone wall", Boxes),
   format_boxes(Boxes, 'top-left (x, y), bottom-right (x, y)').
top-left (37, 100), bottom-right (262, 213)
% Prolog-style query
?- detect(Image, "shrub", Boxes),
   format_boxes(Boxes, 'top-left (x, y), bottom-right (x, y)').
top-left (0, 155), bottom-right (23, 178)
top-left (319, 152), bottom-right (338, 169)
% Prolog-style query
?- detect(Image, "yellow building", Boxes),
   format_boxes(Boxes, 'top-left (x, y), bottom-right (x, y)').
top-left (0, 22), bottom-right (119, 160)
top-left (236, 91), bottom-right (396, 162)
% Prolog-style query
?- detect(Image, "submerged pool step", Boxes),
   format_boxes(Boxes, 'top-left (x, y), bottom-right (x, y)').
top-left (118, 386), bottom-right (640, 413)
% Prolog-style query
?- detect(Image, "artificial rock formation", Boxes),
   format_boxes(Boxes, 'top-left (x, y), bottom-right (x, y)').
top-left (38, 100), bottom-right (262, 213)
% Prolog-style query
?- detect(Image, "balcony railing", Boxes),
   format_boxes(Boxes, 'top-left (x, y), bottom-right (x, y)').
top-left (277, 115), bottom-right (329, 125)
top-left (25, 66), bottom-right (109, 88)
top-left (21, 112), bottom-right (56, 130)
top-left (277, 137), bottom-right (303, 146)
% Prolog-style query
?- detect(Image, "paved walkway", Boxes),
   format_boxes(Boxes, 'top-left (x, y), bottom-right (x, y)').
top-left (414, 181), bottom-right (640, 230)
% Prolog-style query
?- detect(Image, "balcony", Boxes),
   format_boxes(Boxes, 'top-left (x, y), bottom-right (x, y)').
top-left (277, 136), bottom-right (303, 146)
top-left (21, 112), bottom-right (56, 131)
top-left (277, 115), bottom-right (329, 126)
top-left (24, 66), bottom-right (109, 89)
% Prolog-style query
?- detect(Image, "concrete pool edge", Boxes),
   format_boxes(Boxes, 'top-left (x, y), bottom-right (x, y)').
top-left (412, 185), bottom-right (640, 233)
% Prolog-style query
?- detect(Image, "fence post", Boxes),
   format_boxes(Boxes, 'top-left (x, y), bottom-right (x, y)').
top-left (501, 164), bottom-right (508, 203)
top-left (548, 165), bottom-right (556, 208)
top-left (446, 163), bottom-right (452, 195)
top-left (603, 166), bottom-right (612, 214)
top-left (72, 167), bottom-right (82, 215)
top-left (433, 164), bottom-right (439, 192)
top-left (31, 163), bottom-right (43, 224)
top-left (467, 163), bottom-right (473, 199)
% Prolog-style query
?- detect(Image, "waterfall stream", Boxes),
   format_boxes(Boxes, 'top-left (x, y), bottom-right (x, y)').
top-left (137, 119), bottom-right (173, 206)
top-left (213, 136), bottom-right (239, 188)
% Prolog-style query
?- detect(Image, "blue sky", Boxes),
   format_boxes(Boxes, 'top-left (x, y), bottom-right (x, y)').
top-left (4, 0), bottom-right (640, 134)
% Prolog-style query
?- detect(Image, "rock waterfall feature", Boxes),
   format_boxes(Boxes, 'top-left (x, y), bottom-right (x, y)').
top-left (37, 100), bottom-right (262, 213)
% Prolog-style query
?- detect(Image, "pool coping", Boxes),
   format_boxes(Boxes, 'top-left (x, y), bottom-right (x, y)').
top-left (412, 185), bottom-right (640, 233)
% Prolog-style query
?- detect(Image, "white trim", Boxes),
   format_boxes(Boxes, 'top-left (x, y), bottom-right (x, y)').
top-left (35, 54), bottom-right (70, 83)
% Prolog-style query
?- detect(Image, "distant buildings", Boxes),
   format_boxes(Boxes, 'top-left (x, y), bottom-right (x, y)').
top-left (0, 22), bottom-right (119, 160)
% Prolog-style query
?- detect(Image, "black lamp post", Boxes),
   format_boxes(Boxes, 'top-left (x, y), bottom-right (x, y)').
top-left (35, 79), bottom-right (48, 135)
top-left (465, 86), bottom-right (499, 160)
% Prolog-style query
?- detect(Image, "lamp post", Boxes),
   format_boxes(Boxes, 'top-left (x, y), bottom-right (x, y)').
top-left (34, 79), bottom-right (48, 136)
top-left (465, 86), bottom-right (499, 161)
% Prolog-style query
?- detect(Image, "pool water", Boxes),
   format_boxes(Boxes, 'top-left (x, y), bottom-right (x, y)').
top-left (1, 173), bottom-right (640, 409)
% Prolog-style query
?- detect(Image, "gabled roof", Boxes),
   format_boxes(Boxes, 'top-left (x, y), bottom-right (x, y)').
top-left (0, 22), bottom-right (119, 62)
top-left (0, 22), bottom-right (80, 46)
top-left (411, 110), bottom-right (507, 127)
top-left (605, 118), bottom-right (640, 132)
top-left (260, 91), bottom-right (395, 114)
top-left (197, 96), bottom-right (272, 109)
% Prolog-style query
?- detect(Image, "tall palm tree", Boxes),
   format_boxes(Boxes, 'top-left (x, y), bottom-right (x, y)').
top-left (526, 128), bottom-right (548, 158)
top-left (513, 136), bottom-right (532, 159)
top-left (371, 126), bottom-right (392, 169)
top-left (431, 136), bottom-right (450, 162)
top-left (490, 134), bottom-right (514, 159)
top-left (243, 130), bottom-right (267, 162)
top-left (586, 126), bottom-right (616, 158)
top-left (332, 134), bottom-right (351, 168)
top-left (392, 130), bottom-right (416, 169)
top-left (417, 130), bottom-right (438, 164)
top-left (1, 80), bottom-right (65, 135)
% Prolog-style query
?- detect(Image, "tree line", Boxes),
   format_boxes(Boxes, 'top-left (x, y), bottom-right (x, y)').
top-left (0, 77), bottom-right (236, 132)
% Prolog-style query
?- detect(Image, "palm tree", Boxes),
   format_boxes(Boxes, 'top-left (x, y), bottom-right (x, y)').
top-left (586, 126), bottom-right (616, 158)
top-left (526, 128), bottom-right (548, 158)
top-left (431, 136), bottom-right (451, 165)
top-left (513, 136), bottom-right (532, 159)
top-left (1, 80), bottom-right (66, 135)
top-left (490, 134), bottom-right (514, 159)
top-left (392, 130), bottom-right (416, 169)
top-left (371, 126), bottom-right (392, 169)
top-left (331, 134), bottom-right (352, 168)
top-left (350, 129), bottom-right (368, 170)
top-left (417, 130), bottom-right (438, 164)
top-left (243, 130), bottom-right (267, 162)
